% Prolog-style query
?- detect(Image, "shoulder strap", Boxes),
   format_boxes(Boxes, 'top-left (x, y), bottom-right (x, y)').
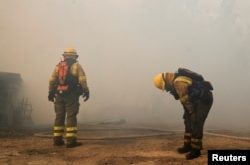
top-left (177, 68), bottom-right (204, 82)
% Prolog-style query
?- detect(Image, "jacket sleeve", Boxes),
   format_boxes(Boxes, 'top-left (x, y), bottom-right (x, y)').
top-left (76, 63), bottom-right (89, 91)
top-left (173, 76), bottom-right (194, 113)
top-left (48, 65), bottom-right (59, 91)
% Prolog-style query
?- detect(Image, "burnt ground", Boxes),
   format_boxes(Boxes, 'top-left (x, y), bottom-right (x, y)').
top-left (0, 125), bottom-right (250, 165)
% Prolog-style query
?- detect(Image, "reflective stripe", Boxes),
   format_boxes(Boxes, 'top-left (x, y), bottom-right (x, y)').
top-left (174, 76), bottom-right (192, 85)
top-left (191, 138), bottom-right (202, 149)
top-left (54, 126), bottom-right (64, 131)
top-left (191, 143), bottom-right (201, 149)
top-left (184, 139), bottom-right (191, 143)
top-left (65, 133), bottom-right (77, 138)
top-left (184, 133), bottom-right (191, 137)
top-left (191, 138), bottom-right (202, 143)
top-left (53, 132), bottom-right (63, 137)
top-left (66, 127), bottom-right (78, 132)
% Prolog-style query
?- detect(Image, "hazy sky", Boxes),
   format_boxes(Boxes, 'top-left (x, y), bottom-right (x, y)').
top-left (0, 0), bottom-right (249, 129)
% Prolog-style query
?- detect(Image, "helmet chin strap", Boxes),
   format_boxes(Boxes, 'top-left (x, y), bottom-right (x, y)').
top-left (162, 73), bottom-right (174, 92)
top-left (162, 73), bottom-right (168, 91)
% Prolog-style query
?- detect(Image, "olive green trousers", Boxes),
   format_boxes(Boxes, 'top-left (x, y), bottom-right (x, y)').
top-left (183, 91), bottom-right (213, 150)
top-left (53, 92), bottom-right (80, 142)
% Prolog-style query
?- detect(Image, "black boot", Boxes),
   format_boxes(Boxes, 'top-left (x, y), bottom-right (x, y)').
top-left (53, 137), bottom-right (65, 146)
top-left (177, 133), bottom-right (192, 154)
top-left (66, 139), bottom-right (82, 148)
top-left (177, 143), bottom-right (191, 154)
top-left (186, 149), bottom-right (201, 160)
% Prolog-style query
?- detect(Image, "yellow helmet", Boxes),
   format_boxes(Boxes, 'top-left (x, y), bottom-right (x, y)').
top-left (153, 72), bottom-right (175, 91)
top-left (62, 47), bottom-right (78, 58)
top-left (153, 73), bottom-right (165, 90)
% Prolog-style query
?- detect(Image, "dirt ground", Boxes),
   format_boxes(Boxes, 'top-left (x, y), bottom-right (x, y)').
top-left (0, 125), bottom-right (250, 165)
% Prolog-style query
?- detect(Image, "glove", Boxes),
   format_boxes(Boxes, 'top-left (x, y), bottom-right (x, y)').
top-left (48, 90), bottom-right (56, 102)
top-left (82, 89), bottom-right (89, 102)
top-left (184, 104), bottom-right (195, 114)
top-left (169, 90), bottom-right (179, 100)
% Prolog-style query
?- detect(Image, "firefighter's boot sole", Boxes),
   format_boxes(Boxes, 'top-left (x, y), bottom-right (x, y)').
top-left (66, 142), bottom-right (82, 148)
top-left (177, 145), bottom-right (191, 154)
top-left (185, 150), bottom-right (201, 160)
top-left (53, 141), bottom-right (65, 146)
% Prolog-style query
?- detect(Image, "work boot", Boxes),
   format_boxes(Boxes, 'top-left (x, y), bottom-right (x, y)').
top-left (66, 139), bottom-right (82, 148)
top-left (177, 143), bottom-right (191, 154)
top-left (186, 149), bottom-right (201, 160)
top-left (53, 137), bottom-right (65, 146)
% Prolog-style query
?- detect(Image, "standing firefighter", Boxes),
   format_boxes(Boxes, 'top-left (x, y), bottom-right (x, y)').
top-left (153, 68), bottom-right (213, 160)
top-left (48, 48), bottom-right (89, 148)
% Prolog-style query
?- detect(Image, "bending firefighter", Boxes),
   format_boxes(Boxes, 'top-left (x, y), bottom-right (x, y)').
top-left (48, 48), bottom-right (90, 148)
top-left (153, 68), bottom-right (213, 160)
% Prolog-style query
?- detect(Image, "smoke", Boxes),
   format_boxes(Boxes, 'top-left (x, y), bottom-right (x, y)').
top-left (0, 0), bottom-right (249, 129)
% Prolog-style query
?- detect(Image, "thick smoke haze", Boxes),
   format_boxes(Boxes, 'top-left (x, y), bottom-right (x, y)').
top-left (0, 0), bottom-right (249, 129)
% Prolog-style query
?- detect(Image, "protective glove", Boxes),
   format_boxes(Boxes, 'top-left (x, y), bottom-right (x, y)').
top-left (48, 90), bottom-right (56, 102)
top-left (184, 104), bottom-right (194, 114)
top-left (82, 89), bottom-right (89, 102)
top-left (169, 90), bottom-right (179, 100)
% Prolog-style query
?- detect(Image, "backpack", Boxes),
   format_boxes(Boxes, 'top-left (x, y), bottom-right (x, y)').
top-left (173, 68), bottom-right (213, 102)
top-left (56, 59), bottom-right (78, 94)
top-left (176, 68), bottom-right (213, 91)
top-left (177, 68), bottom-right (204, 82)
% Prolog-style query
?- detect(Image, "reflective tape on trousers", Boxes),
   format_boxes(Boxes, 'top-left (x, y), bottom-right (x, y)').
top-left (65, 133), bottom-right (77, 138)
top-left (53, 132), bottom-right (63, 137)
top-left (66, 127), bottom-right (78, 132)
top-left (54, 126), bottom-right (64, 131)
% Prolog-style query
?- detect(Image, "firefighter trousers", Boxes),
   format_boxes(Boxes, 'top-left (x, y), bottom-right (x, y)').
top-left (183, 91), bottom-right (213, 150)
top-left (53, 92), bottom-right (80, 143)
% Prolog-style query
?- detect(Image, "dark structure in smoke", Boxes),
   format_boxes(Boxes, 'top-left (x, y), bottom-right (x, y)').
top-left (0, 72), bottom-right (33, 128)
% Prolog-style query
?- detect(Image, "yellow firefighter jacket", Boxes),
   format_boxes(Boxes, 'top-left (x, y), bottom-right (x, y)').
top-left (172, 76), bottom-right (194, 112)
top-left (49, 62), bottom-right (88, 91)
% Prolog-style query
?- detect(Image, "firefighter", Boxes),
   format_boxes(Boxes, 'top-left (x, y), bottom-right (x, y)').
top-left (48, 48), bottom-right (89, 148)
top-left (153, 68), bottom-right (213, 160)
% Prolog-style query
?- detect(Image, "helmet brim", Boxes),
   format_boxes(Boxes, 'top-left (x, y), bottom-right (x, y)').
top-left (62, 54), bottom-right (78, 58)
